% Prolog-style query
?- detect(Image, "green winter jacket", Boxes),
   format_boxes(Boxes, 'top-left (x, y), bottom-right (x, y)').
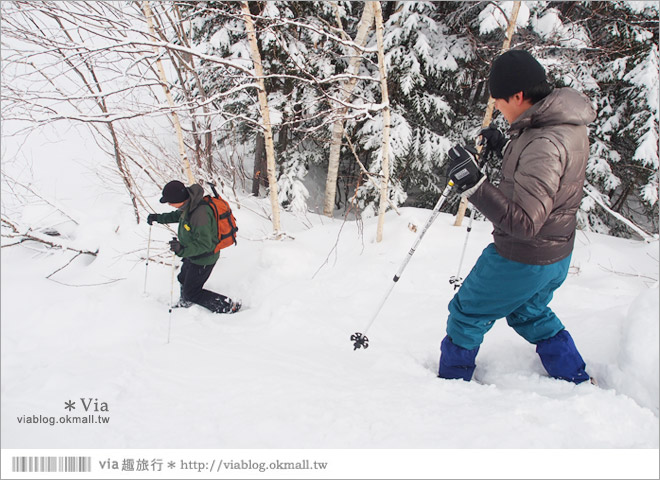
top-left (155, 184), bottom-right (219, 266)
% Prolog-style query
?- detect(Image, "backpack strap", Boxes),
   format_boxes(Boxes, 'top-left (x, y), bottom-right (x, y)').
top-left (208, 182), bottom-right (220, 198)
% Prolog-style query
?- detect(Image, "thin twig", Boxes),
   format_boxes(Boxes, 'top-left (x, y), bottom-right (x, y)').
top-left (1, 169), bottom-right (80, 225)
top-left (598, 264), bottom-right (658, 282)
top-left (46, 252), bottom-right (83, 279)
top-left (312, 176), bottom-right (364, 279)
top-left (46, 278), bottom-right (124, 287)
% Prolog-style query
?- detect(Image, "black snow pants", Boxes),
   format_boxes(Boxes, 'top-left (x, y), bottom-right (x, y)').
top-left (178, 258), bottom-right (232, 313)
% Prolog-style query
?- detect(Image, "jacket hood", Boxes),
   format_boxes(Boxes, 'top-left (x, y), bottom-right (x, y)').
top-left (510, 87), bottom-right (596, 132)
top-left (184, 183), bottom-right (205, 211)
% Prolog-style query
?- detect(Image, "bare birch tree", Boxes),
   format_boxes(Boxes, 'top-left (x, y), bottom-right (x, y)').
top-left (373, 1), bottom-right (392, 243)
top-left (143, 2), bottom-right (215, 176)
top-left (142, 1), bottom-right (195, 186)
top-left (240, 1), bottom-right (281, 235)
top-left (322, 3), bottom-right (375, 217)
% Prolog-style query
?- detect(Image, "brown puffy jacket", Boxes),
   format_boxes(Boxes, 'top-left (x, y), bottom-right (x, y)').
top-left (469, 87), bottom-right (597, 265)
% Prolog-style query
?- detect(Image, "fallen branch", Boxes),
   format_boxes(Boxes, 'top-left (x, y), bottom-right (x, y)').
top-left (1, 217), bottom-right (98, 256)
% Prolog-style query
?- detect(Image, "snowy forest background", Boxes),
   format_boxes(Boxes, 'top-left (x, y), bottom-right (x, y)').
top-left (1, 0), bottom-right (658, 239)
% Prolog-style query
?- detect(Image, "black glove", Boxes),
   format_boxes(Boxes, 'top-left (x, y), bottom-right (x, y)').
top-left (479, 124), bottom-right (507, 158)
top-left (169, 238), bottom-right (183, 254)
top-left (147, 213), bottom-right (158, 225)
top-left (447, 145), bottom-right (484, 193)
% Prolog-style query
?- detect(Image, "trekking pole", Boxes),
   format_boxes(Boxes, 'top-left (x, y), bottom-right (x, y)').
top-left (449, 207), bottom-right (477, 290)
top-left (143, 224), bottom-right (152, 294)
top-left (449, 144), bottom-right (491, 290)
top-left (167, 252), bottom-right (176, 344)
top-left (351, 180), bottom-right (455, 350)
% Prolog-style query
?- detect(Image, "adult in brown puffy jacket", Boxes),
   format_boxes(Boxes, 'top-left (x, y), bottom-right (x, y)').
top-left (440, 50), bottom-right (597, 384)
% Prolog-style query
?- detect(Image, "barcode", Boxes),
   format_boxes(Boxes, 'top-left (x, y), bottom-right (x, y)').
top-left (11, 456), bottom-right (91, 473)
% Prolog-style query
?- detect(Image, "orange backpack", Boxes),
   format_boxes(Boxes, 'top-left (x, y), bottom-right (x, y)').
top-left (202, 193), bottom-right (237, 251)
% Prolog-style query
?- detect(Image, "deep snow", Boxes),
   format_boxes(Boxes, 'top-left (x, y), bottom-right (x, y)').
top-left (2, 187), bottom-right (658, 457)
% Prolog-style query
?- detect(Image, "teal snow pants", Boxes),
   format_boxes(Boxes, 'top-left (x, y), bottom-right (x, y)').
top-left (446, 243), bottom-right (571, 351)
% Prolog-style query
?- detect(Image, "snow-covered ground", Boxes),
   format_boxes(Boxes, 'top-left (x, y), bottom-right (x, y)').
top-left (2, 186), bottom-right (658, 460)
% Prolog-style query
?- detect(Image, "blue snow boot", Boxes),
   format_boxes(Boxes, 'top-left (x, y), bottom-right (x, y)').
top-left (536, 329), bottom-right (590, 384)
top-left (438, 335), bottom-right (479, 381)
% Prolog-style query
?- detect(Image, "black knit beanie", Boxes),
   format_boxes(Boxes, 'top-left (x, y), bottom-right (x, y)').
top-left (488, 50), bottom-right (547, 99)
top-left (159, 180), bottom-right (190, 204)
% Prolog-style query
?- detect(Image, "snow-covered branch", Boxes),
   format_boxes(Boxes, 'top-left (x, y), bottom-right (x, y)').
top-left (583, 183), bottom-right (658, 242)
top-left (1, 217), bottom-right (98, 256)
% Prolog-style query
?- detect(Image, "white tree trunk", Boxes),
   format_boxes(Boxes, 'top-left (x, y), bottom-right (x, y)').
top-left (373, 1), bottom-right (391, 243)
top-left (241, 1), bottom-right (281, 234)
top-left (322, 3), bottom-right (375, 217)
top-left (454, 1), bottom-right (521, 226)
top-left (142, 1), bottom-right (195, 186)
